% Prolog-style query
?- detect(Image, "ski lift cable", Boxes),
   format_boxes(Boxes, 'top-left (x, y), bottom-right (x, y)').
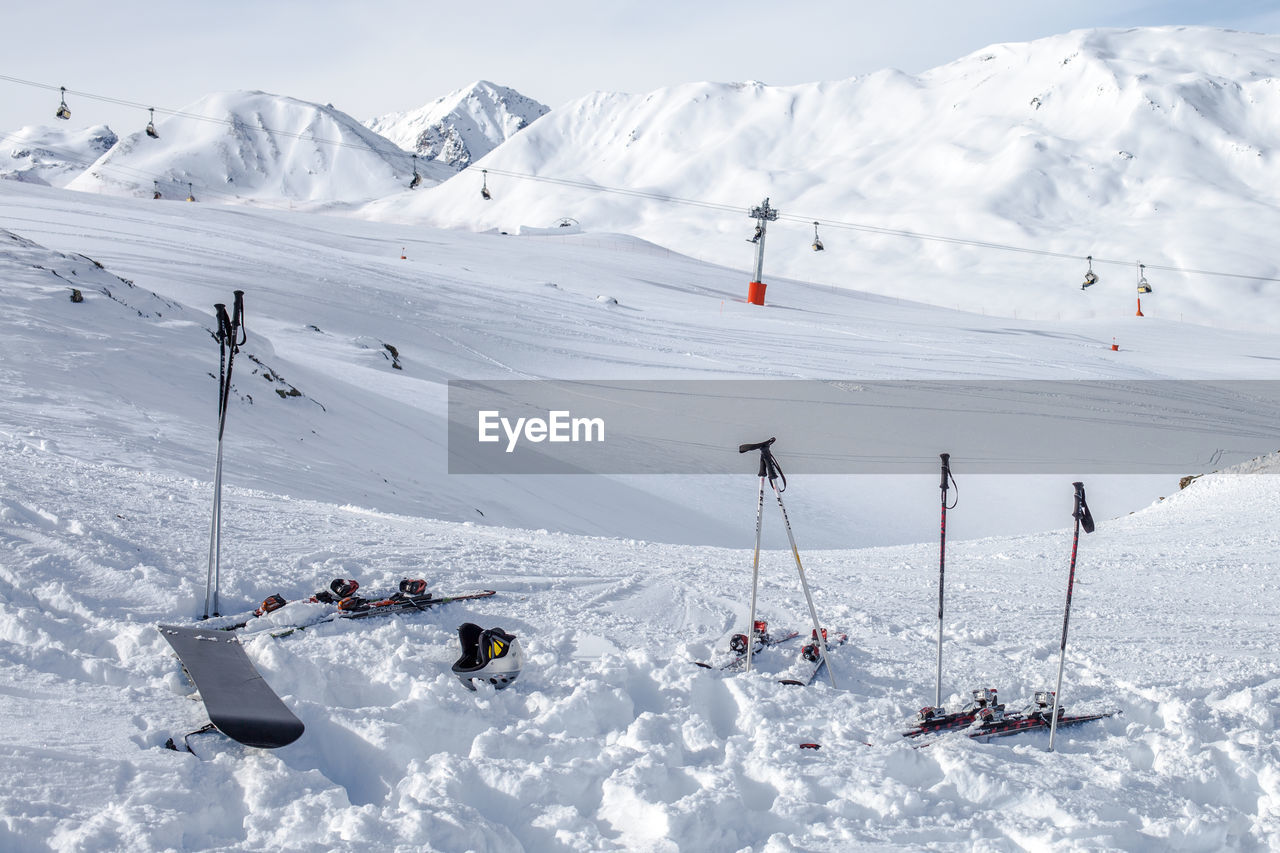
top-left (475, 167), bottom-right (737, 214)
top-left (476, 167), bottom-right (1280, 285)
top-left (0, 74), bottom-right (412, 157)
top-left (4, 74), bottom-right (1279, 285)
top-left (0, 131), bottom-right (244, 203)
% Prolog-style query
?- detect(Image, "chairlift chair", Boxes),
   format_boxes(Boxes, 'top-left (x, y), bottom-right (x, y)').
top-left (811, 221), bottom-right (825, 252)
top-left (153, 181), bottom-right (161, 200)
top-left (145, 108), bottom-right (159, 139)
top-left (1081, 255), bottom-right (1097, 290)
top-left (409, 153), bottom-right (422, 189)
top-left (55, 87), bottom-right (71, 121)
top-left (186, 182), bottom-right (196, 203)
top-left (1137, 263), bottom-right (1152, 294)
top-left (481, 169), bottom-right (492, 200)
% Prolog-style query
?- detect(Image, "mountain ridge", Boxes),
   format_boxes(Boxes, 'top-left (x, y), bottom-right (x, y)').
top-left (388, 26), bottom-right (1280, 328)
top-left (365, 79), bottom-right (549, 170)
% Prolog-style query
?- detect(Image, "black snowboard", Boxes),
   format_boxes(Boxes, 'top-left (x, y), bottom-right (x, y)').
top-left (159, 624), bottom-right (305, 748)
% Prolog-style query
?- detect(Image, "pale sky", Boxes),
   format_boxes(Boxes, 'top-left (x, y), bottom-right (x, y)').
top-left (3, 1), bottom-right (1280, 134)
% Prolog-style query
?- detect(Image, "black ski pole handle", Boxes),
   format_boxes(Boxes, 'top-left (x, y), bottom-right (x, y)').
top-left (231, 290), bottom-right (247, 345)
top-left (1072, 481), bottom-right (1096, 534)
top-left (940, 452), bottom-right (958, 508)
top-left (738, 438), bottom-right (785, 490)
top-left (738, 437), bottom-right (777, 454)
top-left (214, 303), bottom-right (232, 342)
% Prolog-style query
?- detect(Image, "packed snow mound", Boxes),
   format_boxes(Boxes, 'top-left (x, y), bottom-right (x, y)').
top-left (0, 123), bottom-right (118, 187)
top-left (66, 91), bottom-right (447, 205)
top-left (392, 26), bottom-right (1280, 329)
top-left (366, 80), bottom-right (549, 170)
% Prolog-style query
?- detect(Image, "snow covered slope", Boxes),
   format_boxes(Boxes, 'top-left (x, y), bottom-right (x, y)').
top-left (65, 91), bottom-right (446, 205)
top-left (6, 179), bottom-right (1278, 549)
top-left (393, 26), bottom-right (1280, 329)
top-left (0, 123), bottom-right (118, 187)
top-left (366, 80), bottom-right (549, 170)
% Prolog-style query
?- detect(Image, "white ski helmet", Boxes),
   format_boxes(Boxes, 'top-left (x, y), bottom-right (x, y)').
top-left (452, 623), bottom-right (523, 690)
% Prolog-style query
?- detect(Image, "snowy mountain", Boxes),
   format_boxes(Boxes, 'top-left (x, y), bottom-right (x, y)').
top-left (387, 26), bottom-right (1280, 329)
top-left (2, 179), bottom-right (1280, 850)
top-left (0, 123), bottom-right (118, 187)
top-left (65, 90), bottom-right (448, 205)
top-left (365, 80), bottom-right (549, 170)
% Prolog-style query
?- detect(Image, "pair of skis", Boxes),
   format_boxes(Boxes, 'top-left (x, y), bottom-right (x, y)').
top-left (904, 690), bottom-right (1116, 744)
top-left (204, 577), bottom-right (495, 636)
top-left (693, 622), bottom-right (848, 686)
top-left (779, 630), bottom-right (849, 686)
top-left (693, 622), bottom-right (800, 671)
top-left (265, 588), bottom-right (497, 638)
top-left (907, 686), bottom-right (1001, 736)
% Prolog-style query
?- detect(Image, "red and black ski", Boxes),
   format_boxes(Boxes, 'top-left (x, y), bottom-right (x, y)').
top-left (902, 687), bottom-right (1002, 738)
top-left (966, 708), bottom-right (1116, 742)
top-left (693, 623), bottom-right (801, 671)
top-left (200, 578), bottom-right (483, 633)
top-left (266, 589), bottom-right (498, 638)
top-left (779, 630), bottom-right (848, 686)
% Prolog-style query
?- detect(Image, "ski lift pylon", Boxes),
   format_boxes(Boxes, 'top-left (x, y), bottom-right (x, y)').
top-left (409, 153), bottom-right (422, 189)
top-left (481, 169), bottom-right (492, 200)
top-left (55, 86), bottom-right (71, 121)
top-left (1082, 255), bottom-right (1097, 290)
top-left (811, 221), bottom-right (824, 252)
top-left (146, 108), bottom-right (159, 139)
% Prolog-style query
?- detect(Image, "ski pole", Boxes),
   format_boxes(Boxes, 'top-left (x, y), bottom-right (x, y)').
top-left (216, 291), bottom-right (246, 444)
top-left (772, 481), bottom-right (836, 688)
top-left (204, 303), bottom-right (231, 618)
top-left (1049, 480), bottom-right (1095, 751)
top-left (739, 438), bottom-right (775, 672)
top-left (203, 292), bottom-right (245, 619)
top-left (935, 452), bottom-right (956, 708)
